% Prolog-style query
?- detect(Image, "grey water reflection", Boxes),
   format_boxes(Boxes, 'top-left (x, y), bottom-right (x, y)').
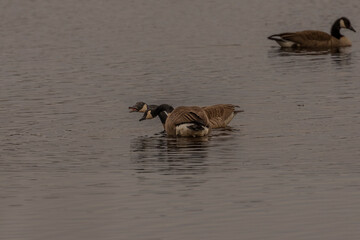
top-left (130, 133), bottom-right (210, 176)
top-left (267, 47), bottom-right (354, 75)
top-left (330, 51), bottom-right (352, 67)
top-left (267, 46), bottom-right (350, 57)
top-left (130, 127), bottom-right (240, 176)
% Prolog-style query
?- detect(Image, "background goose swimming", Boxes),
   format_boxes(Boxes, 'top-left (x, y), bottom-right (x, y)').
top-left (268, 17), bottom-right (356, 48)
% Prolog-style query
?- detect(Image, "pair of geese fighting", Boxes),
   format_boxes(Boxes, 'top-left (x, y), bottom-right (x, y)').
top-left (129, 102), bottom-right (243, 137)
top-left (129, 17), bottom-right (356, 137)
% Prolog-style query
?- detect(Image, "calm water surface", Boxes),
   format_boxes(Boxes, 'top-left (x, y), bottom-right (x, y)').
top-left (1, 0), bottom-right (360, 239)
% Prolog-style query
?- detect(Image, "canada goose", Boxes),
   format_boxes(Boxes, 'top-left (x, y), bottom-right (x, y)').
top-left (139, 104), bottom-right (211, 137)
top-left (202, 104), bottom-right (244, 128)
top-left (268, 17), bottom-right (356, 48)
top-left (129, 102), bottom-right (173, 128)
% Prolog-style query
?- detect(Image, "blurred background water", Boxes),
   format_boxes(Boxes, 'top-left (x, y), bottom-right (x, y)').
top-left (1, 0), bottom-right (360, 239)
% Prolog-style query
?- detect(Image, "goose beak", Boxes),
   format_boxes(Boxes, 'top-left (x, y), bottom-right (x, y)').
top-left (349, 26), bottom-right (356, 32)
top-left (129, 106), bottom-right (138, 112)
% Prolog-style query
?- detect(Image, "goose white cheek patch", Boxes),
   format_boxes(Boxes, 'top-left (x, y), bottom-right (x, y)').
top-left (146, 111), bottom-right (153, 119)
top-left (340, 19), bottom-right (346, 28)
top-left (139, 104), bottom-right (147, 112)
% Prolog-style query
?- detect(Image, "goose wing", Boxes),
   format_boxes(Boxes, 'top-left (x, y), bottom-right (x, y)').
top-left (207, 117), bottom-right (226, 128)
top-left (165, 106), bottom-right (210, 135)
top-left (202, 104), bottom-right (241, 128)
top-left (203, 104), bottom-right (238, 117)
top-left (168, 106), bottom-right (209, 126)
top-left (279, 31), bottom-right (332, 45)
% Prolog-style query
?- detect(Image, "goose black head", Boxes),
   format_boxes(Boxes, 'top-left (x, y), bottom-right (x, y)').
top-left (139, 105), bottom-right (173, 124)
top-left (339, 17), bottom-right (356, 32)
top-left (129, 102), bottom-right (147, 113)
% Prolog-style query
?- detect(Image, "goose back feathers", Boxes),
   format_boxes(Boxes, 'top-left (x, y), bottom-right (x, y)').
top-left (202, 104), bottom-right (243, 128)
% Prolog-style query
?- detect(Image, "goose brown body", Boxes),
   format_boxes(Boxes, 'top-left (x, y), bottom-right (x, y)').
top-left (165, 106), bottom-right (211, 137)
top-left (270, 30), bottom-right (351, 48)
top-left (202, 104), bottom-right (243, 128)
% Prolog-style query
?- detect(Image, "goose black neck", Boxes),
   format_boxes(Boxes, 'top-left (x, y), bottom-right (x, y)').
top-left (152, 104), bottom-right (174, 116)
top-left (158, 112), bottom-right (168, 124)
top-left (331, 19), bottom-right (343, 39)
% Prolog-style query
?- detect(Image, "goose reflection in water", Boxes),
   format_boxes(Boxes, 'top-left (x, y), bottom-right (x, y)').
top-left (268, 45), bottom-right (353, 59)
top-left (267, 46), bottom-right (353, 72)
top-left (130, 127), bottom-right (239, 177)
top-left (330, 51), bottom-right (352, 67)
top-left (268, 46), bottom-right (347, 56)
top-left (130, 132), bottom-right (210, 176)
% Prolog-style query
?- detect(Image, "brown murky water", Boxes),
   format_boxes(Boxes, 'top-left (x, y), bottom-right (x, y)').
top-left (1, 1), bottom-right (360, 239)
